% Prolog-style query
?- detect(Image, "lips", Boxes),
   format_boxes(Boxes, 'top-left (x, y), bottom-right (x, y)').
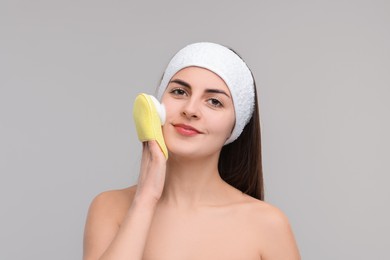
top-left (173, 123), bottom-right (202, 136)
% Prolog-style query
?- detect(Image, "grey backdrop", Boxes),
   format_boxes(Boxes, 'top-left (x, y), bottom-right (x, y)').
top-left (1, 0), bottom-right (389, 259)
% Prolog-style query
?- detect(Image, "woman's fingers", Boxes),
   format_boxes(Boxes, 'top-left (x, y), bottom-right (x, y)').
top-left (136, 140), bottom-right (167, 203)
top-left (147, 140), bottom-right (167, 162)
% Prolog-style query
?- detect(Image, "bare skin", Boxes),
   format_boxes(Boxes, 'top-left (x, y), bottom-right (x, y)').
top-left (83, 67), bottom-right (300, 260)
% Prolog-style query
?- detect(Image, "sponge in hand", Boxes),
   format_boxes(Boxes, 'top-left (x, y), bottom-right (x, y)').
top-left (133, 93), bottom-right (168, 159)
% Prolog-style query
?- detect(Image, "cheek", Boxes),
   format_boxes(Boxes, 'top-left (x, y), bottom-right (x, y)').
top-left (161, 99), bottom-right (177, 137)
top-left (162, 101), bottom-right (176, 123)
top-left (226, 117), bottom-right (236, 136)
top-left (210, 113), bottom-right (235, 137)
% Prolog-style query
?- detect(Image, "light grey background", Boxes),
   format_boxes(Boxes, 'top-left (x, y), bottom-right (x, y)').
top-left (1, 0), bottom-right (389, 259)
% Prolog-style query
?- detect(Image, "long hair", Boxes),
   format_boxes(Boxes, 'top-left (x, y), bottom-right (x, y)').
top-left (218, 83), bottom-right (264, 200)
top-left (159, 45), bottom-right (264, 200)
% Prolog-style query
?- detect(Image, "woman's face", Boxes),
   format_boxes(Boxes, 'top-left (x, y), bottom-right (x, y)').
top-left (161, 66), bottom-right (235, 158)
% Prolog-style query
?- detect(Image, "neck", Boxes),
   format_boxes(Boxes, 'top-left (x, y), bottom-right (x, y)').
top-left (159, 153), bottom-right (229, 208)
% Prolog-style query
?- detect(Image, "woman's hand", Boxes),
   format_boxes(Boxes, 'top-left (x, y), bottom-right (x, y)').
top-left (83, 141), bottom-right (167, 260)
top-left (134, 140), bottom-right (167, 206)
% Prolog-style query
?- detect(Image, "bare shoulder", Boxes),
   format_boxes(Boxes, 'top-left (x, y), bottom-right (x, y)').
top-left (239, 197), bottom-right (301, 259)
top-left (244, 198), bottom-right (291, 229)
top-left (223, 186), bottom-right (292, 229)
top-left (83, 186), bottom-right (138, 259)
top-left (85, 185), bottom-right (138, 232)
top-left (88, 186), bottom-right (137, 217)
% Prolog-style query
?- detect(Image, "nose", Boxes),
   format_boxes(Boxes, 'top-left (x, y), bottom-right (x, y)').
top-left (181, 98), bottom-right (201, 119)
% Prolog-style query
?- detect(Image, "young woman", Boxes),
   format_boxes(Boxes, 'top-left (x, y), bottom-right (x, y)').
top-left (83, 42), bottom-right (300, 260)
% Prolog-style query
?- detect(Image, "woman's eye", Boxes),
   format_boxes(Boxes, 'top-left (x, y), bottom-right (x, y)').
top-left (170, 88), bottom-right (187, 96)
top-left (207, 98), bottom-right (223, 107)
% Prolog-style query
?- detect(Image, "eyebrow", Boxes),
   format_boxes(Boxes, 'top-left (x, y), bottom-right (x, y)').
top-left (169, 79), bottom-right (231, 98)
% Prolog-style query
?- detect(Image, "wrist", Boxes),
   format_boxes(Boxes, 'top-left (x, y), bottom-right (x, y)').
top-left (132, 194), bottom-right (159, 211)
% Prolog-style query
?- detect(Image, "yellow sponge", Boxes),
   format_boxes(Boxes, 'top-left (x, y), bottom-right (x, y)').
top-left (133, 93), bottom-right (168, 159)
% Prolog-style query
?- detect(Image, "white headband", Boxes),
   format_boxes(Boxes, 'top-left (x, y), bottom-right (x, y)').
top-left (156, 42), bottom-right (255, 144)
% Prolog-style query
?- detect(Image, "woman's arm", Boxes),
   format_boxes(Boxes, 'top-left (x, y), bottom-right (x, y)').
top-left (83, 141), bottom-right (166, 260)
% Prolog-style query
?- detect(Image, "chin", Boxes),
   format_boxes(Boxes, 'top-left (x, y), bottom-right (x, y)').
top-left (165, 138), bottom-right (223, 160)
top-left (166, 140), bottom-right (200, 158)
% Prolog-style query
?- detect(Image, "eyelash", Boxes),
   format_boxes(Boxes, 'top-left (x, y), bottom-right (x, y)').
top-left (169, 88), bottom-right (224, 108)
top-left (207, 98), bottom-right (223, 108)
top-left (170, 88), bottom-right (187, 96)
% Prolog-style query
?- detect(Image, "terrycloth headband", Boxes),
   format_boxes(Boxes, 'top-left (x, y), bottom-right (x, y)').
top-left (156, 42), bottom-right (255, 144)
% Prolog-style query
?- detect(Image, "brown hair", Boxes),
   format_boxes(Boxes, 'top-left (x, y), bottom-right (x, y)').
top-left (218, 83), bottom-right (264, 201)
top-left (159, 45), bottom-right (264, 200)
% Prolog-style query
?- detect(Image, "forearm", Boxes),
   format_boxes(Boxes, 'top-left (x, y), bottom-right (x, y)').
top-left (99, 198), bottom-right (157, 260)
